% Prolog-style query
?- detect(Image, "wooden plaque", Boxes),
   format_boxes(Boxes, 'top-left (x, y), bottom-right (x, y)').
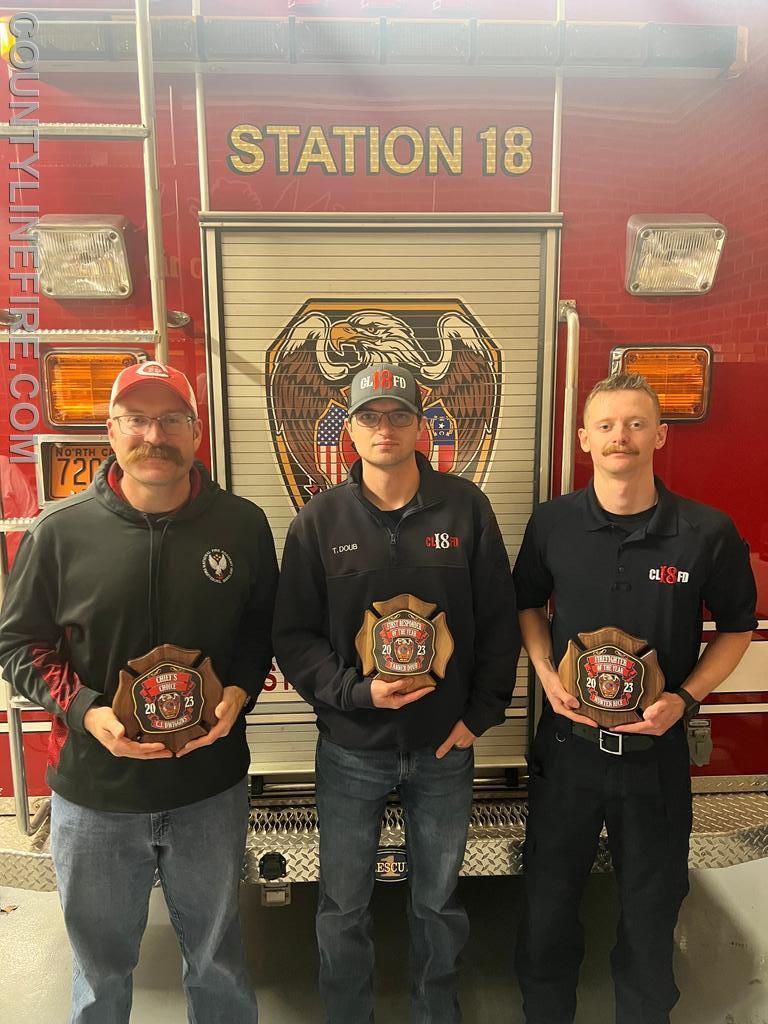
top-left (355, 594), bottom-right (454, 694)
top-left (557, 626), bottom-right (665, 728)
top-left (112, 644), bottom-right (223, 754)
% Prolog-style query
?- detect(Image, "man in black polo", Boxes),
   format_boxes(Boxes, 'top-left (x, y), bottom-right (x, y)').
top-left (513, 372), bottom-right (756, 1024)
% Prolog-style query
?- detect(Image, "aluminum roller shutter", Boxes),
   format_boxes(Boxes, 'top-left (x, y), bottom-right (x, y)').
top-left (206, 219), bottom-right (556, 776)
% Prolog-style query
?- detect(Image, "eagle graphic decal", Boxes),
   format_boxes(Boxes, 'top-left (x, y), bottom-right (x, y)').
top-left (265, 299), bottom-right (501, 511)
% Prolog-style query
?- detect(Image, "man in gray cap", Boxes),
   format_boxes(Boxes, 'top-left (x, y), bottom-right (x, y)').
top-left (274, 362), bottom-right (520, 1023)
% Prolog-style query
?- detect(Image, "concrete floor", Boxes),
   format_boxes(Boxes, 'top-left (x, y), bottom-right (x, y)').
top-left (1, 865), bottom-right (767, 1023)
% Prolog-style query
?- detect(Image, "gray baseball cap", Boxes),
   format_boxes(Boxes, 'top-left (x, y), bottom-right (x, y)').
top-left (347, 364), bottom-right (422, 417)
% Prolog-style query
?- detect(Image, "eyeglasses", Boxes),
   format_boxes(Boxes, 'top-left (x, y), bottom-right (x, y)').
top-left (352, 410), bottom-right (417, 429)
top-left (112, 413), bottom-right (195, 436)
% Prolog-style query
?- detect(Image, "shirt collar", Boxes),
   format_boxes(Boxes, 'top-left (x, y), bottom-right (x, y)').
top-left (582, 475), bottom-right (678, 537)
top-left (106, 460), bottom-right (202, 509)
top-left (348, 451), bottom-right (443, 507)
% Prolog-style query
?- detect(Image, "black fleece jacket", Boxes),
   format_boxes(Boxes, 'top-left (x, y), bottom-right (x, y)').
top-left (273, 453), bottom-right (520, 750)
top-left (0, 457), bottom-right (278, 812)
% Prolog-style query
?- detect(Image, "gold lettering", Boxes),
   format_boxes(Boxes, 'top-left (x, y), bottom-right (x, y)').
top-left (331, 126), bottom-right (367, 174)
top-left (265, 125), bottom-right (301, 174)
top-left (427, 126), bottom-right (462, 175)
top-left (227, 124), bottom-right (264, 175)
top-left (502, 126), bottom-right (532, 175)
top-left (478, 126), bottom-right (497, 175)
top-left (383, 126), bottom-right (423, 175)
top-left (295, 125), bottom-right (338, 175)
top-left (367, 126), bottom-right (380, 173)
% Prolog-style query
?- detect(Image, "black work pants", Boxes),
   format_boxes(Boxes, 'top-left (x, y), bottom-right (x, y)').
top-left (515, 712), bottom-right (692, 1024)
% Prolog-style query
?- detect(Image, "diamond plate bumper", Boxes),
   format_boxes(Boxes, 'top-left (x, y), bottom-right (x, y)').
top-left (244, 792), bottom-right (768, 883)
top-left (2, 793), bottom-right (768, 890)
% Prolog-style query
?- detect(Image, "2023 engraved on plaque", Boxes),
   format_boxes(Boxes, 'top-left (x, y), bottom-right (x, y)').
top-left (558, 626), bottom-right (665, 728)
top-left (112, 644), bottom-right (223, 753)
top-left (355, 594), bottom-right (454, 694)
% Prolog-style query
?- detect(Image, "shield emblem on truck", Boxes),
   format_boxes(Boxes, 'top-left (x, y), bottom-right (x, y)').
top-left (265, 298), bottom-right (501, 510)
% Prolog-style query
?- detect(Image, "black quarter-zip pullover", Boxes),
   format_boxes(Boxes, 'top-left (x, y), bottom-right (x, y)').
top-left (273, 453), bottom-right (521, 751)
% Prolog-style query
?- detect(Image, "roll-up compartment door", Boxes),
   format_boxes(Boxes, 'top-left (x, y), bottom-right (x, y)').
top-left (203, 216), bottom-right (559, 779)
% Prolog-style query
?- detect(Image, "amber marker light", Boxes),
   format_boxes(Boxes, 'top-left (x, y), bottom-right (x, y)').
top-left (609, 346), bottom-right (712, 422)
top-left (0, 20), bottom-right (11, 61)
top-left (43, 351), bottom-right (141, 427)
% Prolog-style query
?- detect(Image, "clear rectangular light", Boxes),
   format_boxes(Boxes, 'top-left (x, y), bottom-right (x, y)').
top-left (203, 18), bottom-right (289, 62)
top-left (625, 215), bottom-right (726, 295)
top-left (36, 215), bottom-right (133, 299)
top-left (476, 21), bottom-right (558, 65)
top-left (296, 18), bottom-right (378, 63)
top-left (386, 19), bottom-right (470, 63)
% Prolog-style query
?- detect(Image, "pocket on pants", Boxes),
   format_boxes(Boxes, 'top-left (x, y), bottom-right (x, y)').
top-left (621, 759), bottom-right (662, 798)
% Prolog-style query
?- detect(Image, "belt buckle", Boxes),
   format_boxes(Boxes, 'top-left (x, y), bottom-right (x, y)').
top-left (598, 728), bottom-right (623, 756)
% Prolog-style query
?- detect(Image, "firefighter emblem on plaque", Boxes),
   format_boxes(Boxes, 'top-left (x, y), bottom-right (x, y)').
top-left (558, 627), bottom-right (665, 728)
top-left (355, 594), bottom-right (454, 694)
top-left (112, 644), bottom-right (223, 753)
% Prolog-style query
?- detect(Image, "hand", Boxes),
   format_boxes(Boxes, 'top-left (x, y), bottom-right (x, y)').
top-left (614, 692), bottom-right (685, 736)
top-left (84, 705), bottom-right (173, 760)
top-left (539, 669), bottom-right (597, 728)
top-left (370, 676), bottom-right (433, 710)
top-left (176, 685), bottom-right (249, 757)
top-left (436, 719), bottom-right (476, 759)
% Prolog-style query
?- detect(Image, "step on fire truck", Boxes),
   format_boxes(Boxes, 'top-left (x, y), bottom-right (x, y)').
top-left (1, 0), bottom-right (766, 902)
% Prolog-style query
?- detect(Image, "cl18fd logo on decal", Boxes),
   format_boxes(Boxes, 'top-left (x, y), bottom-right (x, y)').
top-left (265, 299), bottom-right (501, 511)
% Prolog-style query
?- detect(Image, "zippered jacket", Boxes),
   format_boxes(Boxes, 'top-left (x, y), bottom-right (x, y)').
top-left (0, 456), bottom-right (278, 812)
top-left (273, 453), bottom-right (520, 750)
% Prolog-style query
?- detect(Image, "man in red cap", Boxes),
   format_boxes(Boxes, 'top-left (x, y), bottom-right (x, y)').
top-left (0, 360), bottom-right (278, 1023)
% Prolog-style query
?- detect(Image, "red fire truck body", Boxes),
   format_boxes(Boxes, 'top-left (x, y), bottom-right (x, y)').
top-left (1, 0), bottom-right (766, 889)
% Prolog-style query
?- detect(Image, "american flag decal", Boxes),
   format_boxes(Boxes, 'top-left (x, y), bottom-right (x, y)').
top-left (424, 402), bottom-right (457, 474)
top-left (315, 401), bottom-right (348, 486)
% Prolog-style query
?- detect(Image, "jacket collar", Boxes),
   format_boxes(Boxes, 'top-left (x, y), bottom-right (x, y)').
top-left (582, 475), bottom-right (678, 537)
top-left (94, 455), bottom-right (217, 523)
top-left (348, 450), bottom-right (444, 508)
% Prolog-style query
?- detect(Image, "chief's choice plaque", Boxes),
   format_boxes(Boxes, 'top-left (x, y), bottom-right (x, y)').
top-left (112, 644), bottom-right (223, 753)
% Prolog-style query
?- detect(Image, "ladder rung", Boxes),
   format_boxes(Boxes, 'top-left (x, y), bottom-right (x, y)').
top-left (0, 518), bottom-right (37, 534)
top-left (0, 330), bottom-right (157, 342)
top-left (0, 123), bottom-right (148, 141)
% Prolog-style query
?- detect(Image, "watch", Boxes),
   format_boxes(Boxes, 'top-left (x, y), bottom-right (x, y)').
top-left (675, 687), bottom-right (700, 716)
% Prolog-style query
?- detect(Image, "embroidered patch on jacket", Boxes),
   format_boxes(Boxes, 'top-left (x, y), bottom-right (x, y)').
top-left (202, 548), bottom-right (234, 583)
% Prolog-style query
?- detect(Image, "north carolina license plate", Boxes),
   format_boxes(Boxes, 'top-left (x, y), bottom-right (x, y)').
top-left (46, 442), bottom-right (112, 500)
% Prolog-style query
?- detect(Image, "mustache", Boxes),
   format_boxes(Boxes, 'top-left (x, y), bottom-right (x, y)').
top-left (125, 443), bottom-right (184, 466)
top-left (602, 444), bottom-right (639, 456)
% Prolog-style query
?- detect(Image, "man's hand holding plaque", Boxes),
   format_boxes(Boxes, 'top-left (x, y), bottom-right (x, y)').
top-left (356, 594), bottom-right (454, 701)
top-left (112, 644), bottom-right (224, 755)
top-left (557, 626), bottom-right (665, 729)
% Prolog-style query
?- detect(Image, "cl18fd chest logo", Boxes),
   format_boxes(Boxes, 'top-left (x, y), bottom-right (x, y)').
top-left (649, 564), bottom-right (690, 584)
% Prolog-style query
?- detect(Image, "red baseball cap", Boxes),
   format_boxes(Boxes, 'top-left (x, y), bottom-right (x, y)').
top-left (109, 361), bottom-right (198, 416)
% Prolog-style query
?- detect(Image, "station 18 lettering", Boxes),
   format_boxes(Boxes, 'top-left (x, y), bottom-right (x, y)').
top-left (227, 123), bottom-right (532, 177)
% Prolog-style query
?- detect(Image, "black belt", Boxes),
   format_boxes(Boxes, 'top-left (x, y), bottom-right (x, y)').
top-left (570, 722), bottom-right (654, 755)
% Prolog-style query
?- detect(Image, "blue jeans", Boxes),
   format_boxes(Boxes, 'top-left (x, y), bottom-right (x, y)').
top-left (315, 735), bottom-right (474, 1024)
top-left (51, 778), bottom-right (258, 1024)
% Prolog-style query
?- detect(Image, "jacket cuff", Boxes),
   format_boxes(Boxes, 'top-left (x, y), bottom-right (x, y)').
top-left (66, 686), bottom-right (105, 734)
top-left (349, 679), bottom-right (374, 709)
top-left (462, 703), bottom-right (503, 738)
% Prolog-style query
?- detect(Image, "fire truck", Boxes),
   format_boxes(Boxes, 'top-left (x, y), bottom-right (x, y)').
top-left (1, 0), bottom-right (766, 901)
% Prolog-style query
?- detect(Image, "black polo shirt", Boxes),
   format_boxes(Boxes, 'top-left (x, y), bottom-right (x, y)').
top-left (513, 478), bottom-right (757, 693)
